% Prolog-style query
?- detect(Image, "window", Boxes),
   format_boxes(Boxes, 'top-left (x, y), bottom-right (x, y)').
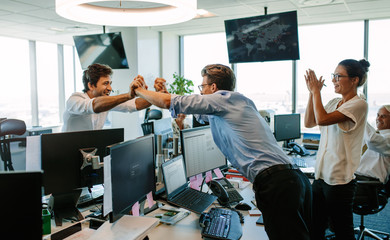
top-left (366, 19), bottom-right (390, 126)
top-left (183, 33), bottom-right (230, 93)
top-left (36, 41), bottom-right (59, 127)
top-left (297, 21), bottom-right (364, 132)
top-left (236, 61), bottom-right (293, 113)
top-left (0, 36), bottom-right (31, 126)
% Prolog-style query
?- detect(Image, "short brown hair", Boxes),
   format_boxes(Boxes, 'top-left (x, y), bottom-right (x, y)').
top-left (201, 64), bottom-right (236, 91)
top-left (82, 63), bottom-right (113, 93)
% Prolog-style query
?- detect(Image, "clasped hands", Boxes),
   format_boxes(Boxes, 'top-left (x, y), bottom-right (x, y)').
top-left (304, 69), bottom-right (325, 94)
top-left (129, 75), bottom-right (168, 98)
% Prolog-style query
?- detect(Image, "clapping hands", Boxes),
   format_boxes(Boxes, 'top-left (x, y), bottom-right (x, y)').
top-left (304, 69), bottom-right (325, 94)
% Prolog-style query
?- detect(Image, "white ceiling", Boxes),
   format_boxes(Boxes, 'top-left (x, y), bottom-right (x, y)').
top-left (1, 0), bottom-right (390, 45)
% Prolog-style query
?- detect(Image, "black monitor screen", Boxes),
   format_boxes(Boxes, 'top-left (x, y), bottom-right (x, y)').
top-left (224, 11), bottom-right (299, 63)
top-left (41, 128), bottom-right (124, 195)
top-left (180, 126), bottom-right (226, 178)
top-left (0, 171), bottom-right (42, 239)
top-left (109, 135), bottom-right (155, 223)
top-left (274, 113), bottom-right (301, 144)
top-left (73, 32), bottom-right (129, 70)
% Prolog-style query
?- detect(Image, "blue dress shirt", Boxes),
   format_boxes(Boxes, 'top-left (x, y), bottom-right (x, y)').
top-left (169, 90), bottom-right (291, 182)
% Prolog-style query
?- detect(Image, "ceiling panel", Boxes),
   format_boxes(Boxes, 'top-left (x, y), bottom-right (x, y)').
top-left (0, 0), bottom-right (389, 45)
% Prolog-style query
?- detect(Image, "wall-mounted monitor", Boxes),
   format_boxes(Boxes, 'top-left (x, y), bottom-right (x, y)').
top-left (224, 11), bottom-right (299, 63)
top-left (73, 32), bottom-right (129, 70)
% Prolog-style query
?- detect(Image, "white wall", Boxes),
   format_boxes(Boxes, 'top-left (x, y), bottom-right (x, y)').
top-left (107, 27), bottom-right (180, 141)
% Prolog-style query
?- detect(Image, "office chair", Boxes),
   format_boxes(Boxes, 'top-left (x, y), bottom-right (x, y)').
top-left (353, 180), bottom-right (389, 240)
top-left (141, 108), bottom-right (162, 135)
top-left (0, 119), bottom-right (26, 171)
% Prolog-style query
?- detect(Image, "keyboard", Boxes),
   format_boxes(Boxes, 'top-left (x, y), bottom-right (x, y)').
top-left (171, 188), bottom-right (217, 214)
top-left (77, 188), bottom-right (104, 206)
top-left (199, 208), bottom-right (242, 240)
top-left (291, 157), bottom-right (307, 168)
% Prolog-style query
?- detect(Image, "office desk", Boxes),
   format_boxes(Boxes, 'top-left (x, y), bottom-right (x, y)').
top-left (147, 185), bottom-right (269, 240)
top-left (48, 183), bottom-right (269, 240)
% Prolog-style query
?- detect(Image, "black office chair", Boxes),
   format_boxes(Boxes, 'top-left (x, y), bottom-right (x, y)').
top-left (141, 108), bottom-right (162, 135)
top-left (353, 180), bottom-right (390, 240)
top-left (0, 119), bottom-right (26, 171)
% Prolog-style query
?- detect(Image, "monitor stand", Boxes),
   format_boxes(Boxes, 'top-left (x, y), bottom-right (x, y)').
top-left (48, 189), bottom-right (84, 226)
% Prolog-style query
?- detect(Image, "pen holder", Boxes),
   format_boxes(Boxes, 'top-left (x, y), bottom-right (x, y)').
top-left (42, 209), bottom-right (51, 235)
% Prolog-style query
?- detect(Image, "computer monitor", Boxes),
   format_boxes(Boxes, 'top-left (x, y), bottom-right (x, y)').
top-left (40, 128), bottom-right (124, 224)
top-left (0, 171), bottom-right (42, 239)
top-left (108, 134), bottom-right (156, 223)
top-left (153, 117), bottom-right (173, 149)
top-left (273, 113), bottom-right (301, 147)
top-left (180, 126), bottom-right (227, 178)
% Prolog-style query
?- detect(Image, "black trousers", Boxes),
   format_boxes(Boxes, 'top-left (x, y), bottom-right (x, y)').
top-left (253, 165), bottom-right (312, 240)
top-left (311, 179), bottom-right (357, 240)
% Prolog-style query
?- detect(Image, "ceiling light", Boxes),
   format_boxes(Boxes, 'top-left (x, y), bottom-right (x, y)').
top-left (56, 0), bottom-right (197, 27)
top-left (298, 0), bottom-right (334, 6)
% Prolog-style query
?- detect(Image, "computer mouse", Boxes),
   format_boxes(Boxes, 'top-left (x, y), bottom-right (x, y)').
top-left (235, 202), bottom-right (252, 211)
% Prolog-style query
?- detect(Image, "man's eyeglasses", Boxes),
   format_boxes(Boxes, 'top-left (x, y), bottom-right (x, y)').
top-left (198, 83), bottom-right (213, 91)
top-left (331, 73), bottom-right (349, 82)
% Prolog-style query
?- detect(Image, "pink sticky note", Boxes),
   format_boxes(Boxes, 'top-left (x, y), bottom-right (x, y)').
top-left (146, 191), bottom-right (154, 208)
top-left (213, 168), bottom-right (224, 179)
top-left (132, 201), bottom-right (140, 216)
top-left (190, 176), bottom-right (198, 190)
top-left (205, 171), bottom-right (213, 183)
top-left (196, 173), bottom-right (203, 188)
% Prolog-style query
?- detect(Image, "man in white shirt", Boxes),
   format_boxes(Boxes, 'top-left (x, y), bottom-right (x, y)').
top-left (62, 63), bottom-right (161, 132)
top-left (355, 105), bottom-right (390, 184)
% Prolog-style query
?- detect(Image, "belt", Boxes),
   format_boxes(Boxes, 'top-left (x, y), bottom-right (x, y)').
top-left (254, 164), bottom-right (299, 187)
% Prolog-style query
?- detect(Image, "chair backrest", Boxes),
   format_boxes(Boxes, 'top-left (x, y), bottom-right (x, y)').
top-left (0, 119), bottom-right (26, 137)
top-left (353, 180), bottom-right (388, 216)
top-left (141, 122), bottom-right (154, 136)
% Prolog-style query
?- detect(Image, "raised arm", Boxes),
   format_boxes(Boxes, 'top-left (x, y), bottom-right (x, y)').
top-left (132, 75), bottom-right (172, 109)
top-left (305, 69), bottom-right (350, 126)
top-left (92, 93), bottom-right (133, 113)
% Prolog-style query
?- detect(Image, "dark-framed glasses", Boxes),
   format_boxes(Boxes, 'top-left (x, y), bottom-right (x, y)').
top-left (198, 83), bottom-right (213, 91)
top-left (331, 73), bottom-right (349, 82)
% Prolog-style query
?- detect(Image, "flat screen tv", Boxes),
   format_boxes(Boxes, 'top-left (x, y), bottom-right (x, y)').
top-left (73, 32), bottom-right (129, 70)
top-left (224, 11), bottom-right (299, 63)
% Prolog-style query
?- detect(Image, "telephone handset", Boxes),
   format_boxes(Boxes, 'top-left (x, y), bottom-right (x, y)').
top-left (208, 180), bottom-right (230, 207)
top-left (288, 142), bottom-right (310, 156)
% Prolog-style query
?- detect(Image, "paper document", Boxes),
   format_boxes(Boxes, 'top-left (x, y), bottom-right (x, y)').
top-left (87, 215), bottom-right (159, 240)
top-left (103, 155), bottom-right (112, 216)
top-left (25, 135), bottom-right (42, 171)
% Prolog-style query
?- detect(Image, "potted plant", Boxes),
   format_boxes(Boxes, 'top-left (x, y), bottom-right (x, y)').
top-left (168, 73), bottom-right (194, 95)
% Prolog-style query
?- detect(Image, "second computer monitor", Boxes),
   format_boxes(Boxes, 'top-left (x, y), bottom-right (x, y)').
top-left (273, 113), bottom-right (301, 147)
top-left (180, 126), bottom-right (226, 178)
top-left (108, 134), bottom-right (155, 223)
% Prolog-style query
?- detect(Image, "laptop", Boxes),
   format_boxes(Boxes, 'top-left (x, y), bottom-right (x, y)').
top-left (161, 155), bottom-right (218, 214)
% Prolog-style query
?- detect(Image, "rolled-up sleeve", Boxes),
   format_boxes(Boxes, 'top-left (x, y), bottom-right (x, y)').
top-left (66, 94), bottom-right (95, 115)
top-left (365, 124), bottom-right (390, 156)
top-left (169, 92), bottom-right (227, 118)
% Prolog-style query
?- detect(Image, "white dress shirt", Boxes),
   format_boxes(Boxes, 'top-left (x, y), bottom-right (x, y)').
top-left (62, 92), bottom-right (137, 132)
top-left (315, 95), bottom-right (368, 185)
top-left (356, 124), bottom-right (390, 183)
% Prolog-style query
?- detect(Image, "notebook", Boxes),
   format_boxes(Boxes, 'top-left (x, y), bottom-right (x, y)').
top-left (161, 155), bottom-right (218, 214)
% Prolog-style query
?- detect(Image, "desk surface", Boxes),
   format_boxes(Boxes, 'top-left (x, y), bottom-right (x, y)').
top-left (48, 183), bottom-right (269, 240)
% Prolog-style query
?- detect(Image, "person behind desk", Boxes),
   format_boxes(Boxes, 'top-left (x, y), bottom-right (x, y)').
top-left (62, 63), bottom-right (164, 132)
top-left (172, 113), bottom-right (190, 138)
top-left (131, 64), bottom-right (312, 240)
top-left (355, 105), bottom-right (390, 187)
top-left (304, 59), bottom-right (370, 240)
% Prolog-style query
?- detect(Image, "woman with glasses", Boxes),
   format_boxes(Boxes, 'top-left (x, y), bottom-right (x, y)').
top-left (304, 59), bottom-right (370, 240)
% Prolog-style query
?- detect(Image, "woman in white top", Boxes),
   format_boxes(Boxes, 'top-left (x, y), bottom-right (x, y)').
top-left (304, 59), bottom-right (370, 240)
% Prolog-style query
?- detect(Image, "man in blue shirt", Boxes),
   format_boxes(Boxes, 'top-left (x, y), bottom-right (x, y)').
top-left (132, 64), bottom-right (312, 240)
